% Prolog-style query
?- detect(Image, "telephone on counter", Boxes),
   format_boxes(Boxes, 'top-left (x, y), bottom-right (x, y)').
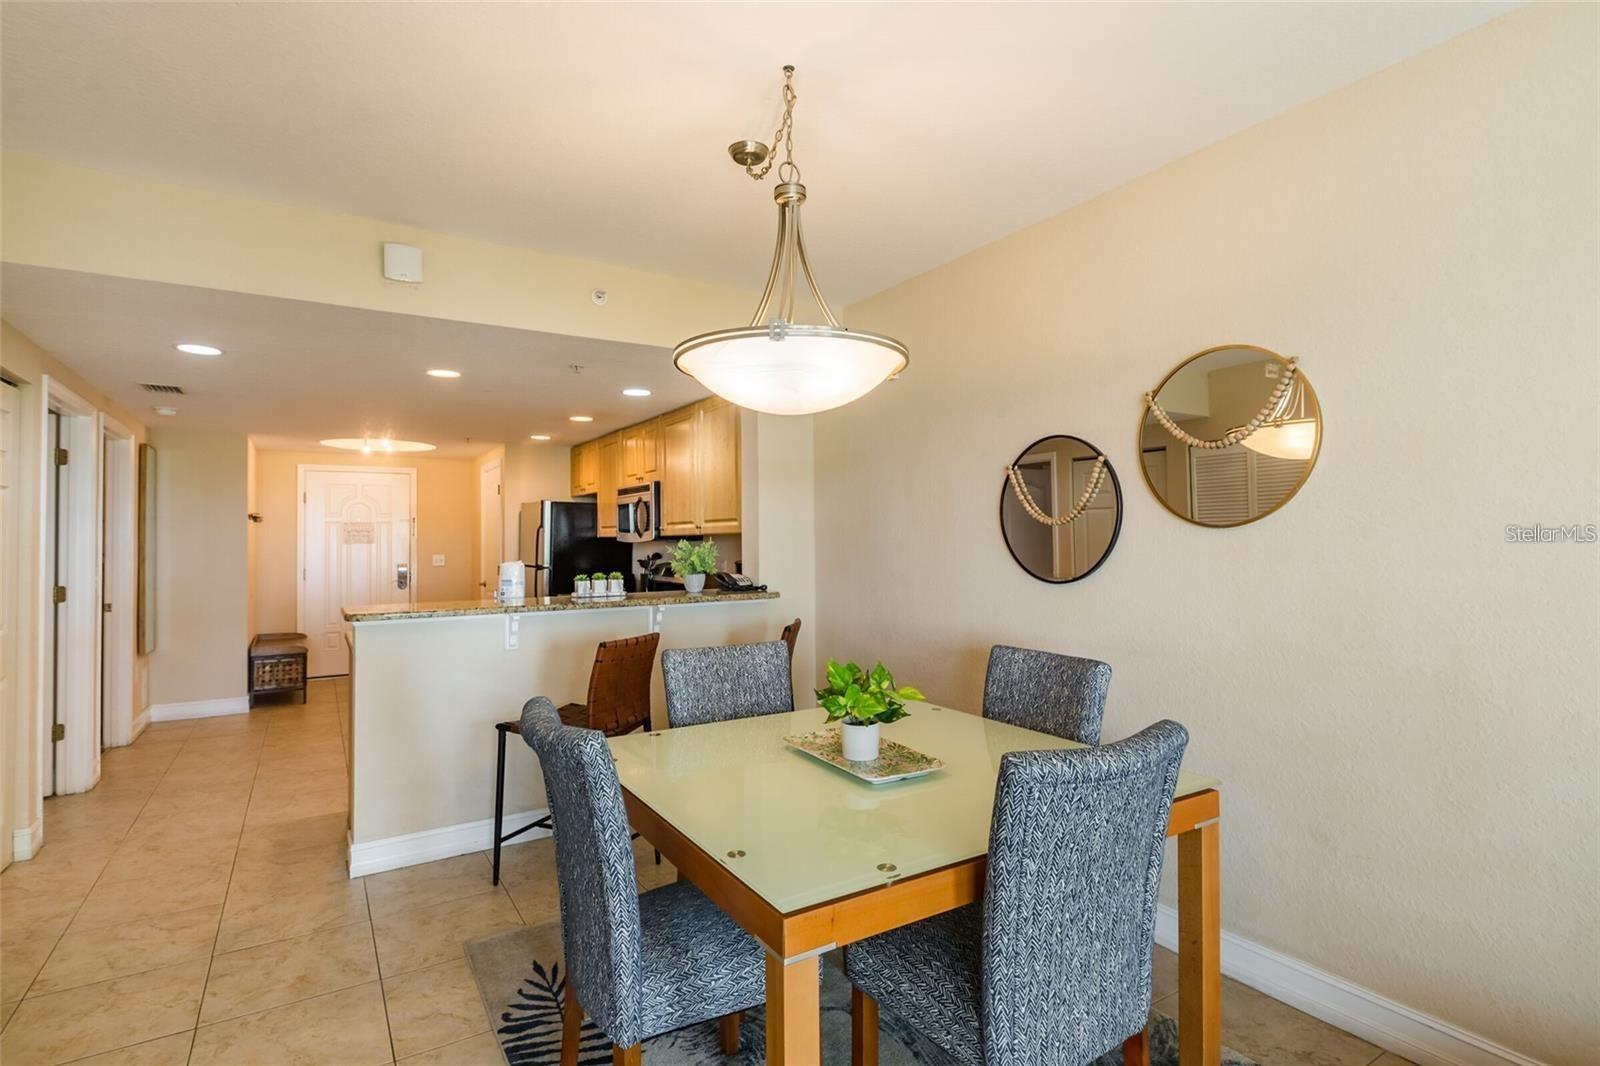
top-left (713, 571), bottom-right (764, 592)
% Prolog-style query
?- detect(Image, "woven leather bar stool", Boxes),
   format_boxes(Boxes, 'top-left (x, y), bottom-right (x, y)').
top-left (492, 631), bottom-right (661, 885)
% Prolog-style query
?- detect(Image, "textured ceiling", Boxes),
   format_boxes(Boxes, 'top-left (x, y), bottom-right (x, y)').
top-left (2, 265), bottom-right (706, 458)
top-left (2, 2), bottom-right (1516, 305)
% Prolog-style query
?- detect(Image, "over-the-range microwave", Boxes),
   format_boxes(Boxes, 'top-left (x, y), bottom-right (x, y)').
top-left (616, 481), bottom-right (660, 543)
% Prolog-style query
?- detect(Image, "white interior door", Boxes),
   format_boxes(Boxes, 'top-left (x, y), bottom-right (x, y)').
top-left (0, 382), bottom-right (19, 867)
top-left (299, 467), bottom-right (414, 677)
top-left (42, 411), bottom-right (62, 798)
top-left (478, 461), bottom-right (502, 596)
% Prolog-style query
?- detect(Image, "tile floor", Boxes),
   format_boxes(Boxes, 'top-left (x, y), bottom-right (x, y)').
top-left (1, 679), bottom-right (1410, 1065)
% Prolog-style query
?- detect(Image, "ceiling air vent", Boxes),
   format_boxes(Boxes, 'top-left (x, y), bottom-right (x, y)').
top-left (139, 383), bottom-right (185, 395)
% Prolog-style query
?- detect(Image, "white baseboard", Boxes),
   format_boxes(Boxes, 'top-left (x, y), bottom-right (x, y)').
top-left (130, 707), bottom-right (151, 740)
top-left (148, 696), bottom-right (249, 721)
top-left (12, 819), bottom-right (43, 861)
top-left (347, 808), bottom-right (551, 878)
top-left (1153, 906), bottom-right (1543, 1066)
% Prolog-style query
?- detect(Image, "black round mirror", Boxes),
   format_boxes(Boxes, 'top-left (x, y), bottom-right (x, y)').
top-left (1000, 435), bottom-right (1122, 583)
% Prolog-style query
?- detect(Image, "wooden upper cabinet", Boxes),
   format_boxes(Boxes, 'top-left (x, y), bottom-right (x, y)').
top-left (621, 418), bottom-right (660, 485)
top-left (659, 407), bottom-right (701, 536)
top-left (697, 398), bottom-right (741, 534)
top-left (576, 403), bottom-right (738, 537)
top-left (571, 440), bottom-right (599, 497)
top-left (596, 435), bottom-right (622, 536)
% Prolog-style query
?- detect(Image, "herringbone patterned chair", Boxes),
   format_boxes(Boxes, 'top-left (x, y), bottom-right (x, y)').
top-left (520, 698), bottom-right (765, 1065)
top-left (845, 719), bottom-right (1189, 1066)
top-left (661, 640), bottom-right (794, 727)
top-left (982, 644), bottom-right (1112, 744)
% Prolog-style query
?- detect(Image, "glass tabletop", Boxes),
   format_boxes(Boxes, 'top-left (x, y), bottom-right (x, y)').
top-left (608, 703), bottom-right (1219, 914)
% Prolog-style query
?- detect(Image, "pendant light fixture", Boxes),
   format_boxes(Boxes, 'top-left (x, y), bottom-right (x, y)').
top-left (673, 66), bottom-right (908, 416)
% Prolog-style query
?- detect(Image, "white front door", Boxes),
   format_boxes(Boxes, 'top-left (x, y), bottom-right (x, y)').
top-left (299, 466), bottom-right (415, 677)
top-left (0, 382), bottom-right (18, 867)
top-left (478, 461), bottom-right (502, 596)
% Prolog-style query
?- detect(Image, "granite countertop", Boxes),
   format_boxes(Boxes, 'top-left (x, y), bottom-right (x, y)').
top-left (343, 588), bottom-right (778, 622)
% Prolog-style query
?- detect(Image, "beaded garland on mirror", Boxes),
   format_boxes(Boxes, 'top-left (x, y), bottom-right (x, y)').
top-left (1000, 435), bottom-right (1123, 584)
top-left (1138, 344), bottom-right (1322, 528)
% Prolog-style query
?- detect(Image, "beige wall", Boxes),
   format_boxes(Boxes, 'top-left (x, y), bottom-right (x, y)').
top-left (253, 448), bottom-right (479, 634)
top-left (820, 6), bottom-right (1596, 1062)
top-left (146, 427), bottom-right (249, 706)
top-left (246, 439), bottom-right (258, 640)
top-left (500, 439), bottom-right (573, 562)
top-left (1, 322), bottom-right (150, 861)
top-left (3, 154), bottom-right (754, 349)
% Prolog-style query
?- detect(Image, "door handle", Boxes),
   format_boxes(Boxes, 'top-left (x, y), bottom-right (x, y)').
top-left (397, 563), bottom-right (410, 591)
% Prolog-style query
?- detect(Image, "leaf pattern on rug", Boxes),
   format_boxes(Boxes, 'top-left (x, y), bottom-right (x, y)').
top-left (497, 959), bottom-right (612, 1066)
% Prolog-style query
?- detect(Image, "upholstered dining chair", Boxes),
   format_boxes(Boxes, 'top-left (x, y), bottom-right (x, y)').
top-left (661, 640), bottom-right (794, 727)
top-left (845, 719), bottom-right (1189, 1066)
top-left (520, 698), bottom-right (766, 1066)
top-left (780, 617), bottom-right (802, 662)
top-left (982, 644), bottom-right (1112, 745)
top-left (492, 632), bottom-right (660, 884)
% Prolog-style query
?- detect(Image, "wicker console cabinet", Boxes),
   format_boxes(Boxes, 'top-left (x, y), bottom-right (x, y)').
top-left (249, 632), bottom-right (308, 707)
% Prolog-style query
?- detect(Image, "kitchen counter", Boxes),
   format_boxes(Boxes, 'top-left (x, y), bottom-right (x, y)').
top-left (343, 588), bottom-right (778, 623)
top-left (340, 584), bottom-right (790, 876)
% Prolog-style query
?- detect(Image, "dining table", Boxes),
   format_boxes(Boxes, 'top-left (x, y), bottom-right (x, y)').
top-left (608, 703), bottom-right (1222, 1066)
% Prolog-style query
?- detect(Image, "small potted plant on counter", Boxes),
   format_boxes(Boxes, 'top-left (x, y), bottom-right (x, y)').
top-left (606, 571), bottom-right (626, 598)
top-left (816, 659), bottom-right (925, 762)
top-left (669, 538), bottom-right (719, 595)
top-left (574, 573), bottom-right (592, 599)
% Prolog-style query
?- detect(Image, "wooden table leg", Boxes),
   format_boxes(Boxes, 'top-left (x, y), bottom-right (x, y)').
top-left (765, 952), bottom-right (821, 1065)
top-left (851, 986), bottom-right (879, 1066)
top-left (1178, 818), bottom-right (1220, 1066)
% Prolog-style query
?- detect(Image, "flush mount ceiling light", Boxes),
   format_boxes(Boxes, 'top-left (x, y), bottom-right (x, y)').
top-left (152, 406), bottom-right (178, 417)
top-left (621, 387), bottom-right (652, 398)
top-left (175, 343), bottom-right (223, 356)
top-left (569, 415), bottom-right (594, 423)
top-left (426, 369), bottom-right (461, 379)
top-left (530, 434), bottom-right (552, 441)
top-left (673, 66), bottom-right (907, 417)
top-left (319, 437), bottom-right (436, 454)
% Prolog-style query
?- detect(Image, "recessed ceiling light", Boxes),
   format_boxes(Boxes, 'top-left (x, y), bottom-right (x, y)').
top-left (319, 437), bottom-right (436, 453)
top-left (529, 434), bottom-right (552, 441)
top-left (175, 343), bottom-right (223, 356)
top-left (569, 415), bottom-right (594, 423)
top-left (426, 369), bottom-right (461, 379)
top-left (153, 406), bottom-right (178, 417)
top-left (621, 387), bottom-right (652, 398)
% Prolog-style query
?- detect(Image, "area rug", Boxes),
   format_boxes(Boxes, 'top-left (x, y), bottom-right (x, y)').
top-left (465, 924), bottom-right (1255, 1065)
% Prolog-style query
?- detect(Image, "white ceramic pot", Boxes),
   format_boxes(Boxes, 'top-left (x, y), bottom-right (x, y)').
top-left (574, 578), bottom-right (591, 598)
top-left (608, 577), bottom-right (625, 597)
top-left (683, 573), bottom-right (707, 595)
top-left (841, 722), bottom-right (881, 762)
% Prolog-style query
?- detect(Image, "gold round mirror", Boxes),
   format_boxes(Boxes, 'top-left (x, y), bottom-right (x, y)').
top-left (1000, 435), bottom-right (1123, 583)
top-left (1139, 344), bottom-right (1321, 527)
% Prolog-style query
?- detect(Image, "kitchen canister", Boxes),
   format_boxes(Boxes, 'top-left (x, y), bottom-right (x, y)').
top-left (498, 561), bottom-right (526, 604)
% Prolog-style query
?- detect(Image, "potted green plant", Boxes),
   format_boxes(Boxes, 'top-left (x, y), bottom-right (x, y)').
top-left (574, 573), bottom-right (592, 598)
top-left (816, 659), bottom-right (925, 761)
top-left (606, 571), bottom-right (625, 597)
top-left (668, 538), bottom-right (719, 595)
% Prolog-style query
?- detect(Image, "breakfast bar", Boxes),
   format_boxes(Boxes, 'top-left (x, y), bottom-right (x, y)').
top-left (340, 589), bottom-right (782, 877)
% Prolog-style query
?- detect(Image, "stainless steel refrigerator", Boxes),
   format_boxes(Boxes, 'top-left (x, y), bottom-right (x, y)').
top-left (518, 500), bottom-right (633, 598)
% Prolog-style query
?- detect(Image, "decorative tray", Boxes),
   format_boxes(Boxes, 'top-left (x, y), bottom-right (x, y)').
top-left (783, 727), bottom-right (944, 785)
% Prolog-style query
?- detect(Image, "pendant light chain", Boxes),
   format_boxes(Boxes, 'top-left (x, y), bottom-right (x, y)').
top-left (1006, 455), bottom-right (1108, 526)
top-left (742, 66), bottom-right (799, 183)
top-left (1144, 357), bottom-right (1300, 450)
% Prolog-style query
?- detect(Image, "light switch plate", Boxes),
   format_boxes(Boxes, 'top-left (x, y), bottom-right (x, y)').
top-left (432, 554), bottom-right (446, 566)
top-left (505, 615), bottom-right (519, 650)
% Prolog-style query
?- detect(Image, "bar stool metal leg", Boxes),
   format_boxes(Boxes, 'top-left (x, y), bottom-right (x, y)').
top-left (493, 723), bottom-right (508, 886)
